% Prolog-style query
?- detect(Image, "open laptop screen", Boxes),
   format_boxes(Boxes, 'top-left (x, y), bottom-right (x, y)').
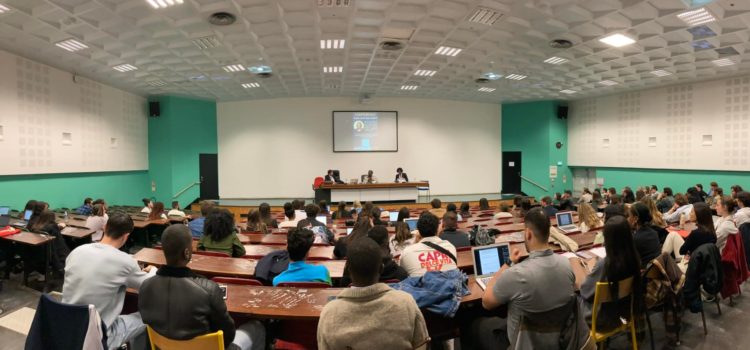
top-left (473, 244), bottom-right (511, 276)
top-left (23, 209), bottom-right (33, 221)
top-left (404, 218), bottom-right (418, 231)
top-left (316, 215), bottom-right (327, 225)
top-left (0, 207), bottom-right (9, 216)
top-left (389, 212), bottom-right (399, 222)
top-left (556, 212), bottom-right (573, 226)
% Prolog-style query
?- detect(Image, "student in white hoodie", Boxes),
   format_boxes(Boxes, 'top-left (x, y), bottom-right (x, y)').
top-left (715, 197), bottom-right (738, 253)
top-left (734, 191), bottom-right (750, 228)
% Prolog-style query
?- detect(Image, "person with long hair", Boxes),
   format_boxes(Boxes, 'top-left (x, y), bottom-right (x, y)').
top-left (459, 202), bottom-right (471, 218)
top-left (621, 187), bottom-right (635, 204)
top-left (679, 202), bottom-right (717, 256)
top-left (350, 200), bottom-right (362, 216)
top-left (396, 207), bottom-right (410, 222)
top-left (27, 201), bottom-right (48, 229)
top-left (640, 196), bottom-right (668, 244)
top-left (579, 188), bottom-right (593, 204)
top-left (389, 221), bottom-right (415, 257)
top-left (519, 198), bottom-right (532, 218)
top-left (339, 226), bottom-right (408, 287)
top-left (246, 209), bottom-right (268, 235)
top-left (258, 202), bottom-right (278, 228)
top-left (580, 216), bottom-right (642, 331)
top-left (577, 203), bottom-right (602, 233)
top-left (731, 185), bottom-right (744, 199)
top-left (334, 212), bottom-right (373, 259)
top-left (478, 198), bottom-right (490, 211)
top-left (31, 210), bottom-right (70, 272)
top-left (86, 203), bottom-right (109, 242)
top-left (332, 201), bottom-right (352, 220)
top-left (714, 197), bottom-right (738, 253)
top-left (148, 201), bottom-right (167, 220)
top-left (628, 203), bottom-right (661, 266)
top-left (197, 209), bottom-right (246, 257)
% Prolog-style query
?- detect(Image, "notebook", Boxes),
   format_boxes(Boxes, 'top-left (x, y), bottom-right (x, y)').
top-left (472, 243), bottom-right (511, 290)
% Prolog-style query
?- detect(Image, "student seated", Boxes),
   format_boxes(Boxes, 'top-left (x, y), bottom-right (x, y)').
top-left (75, 197), bottom-right (93, 215)
top-left (296, 204), bottom-right (334, 244)
top-left (148, 201), bottom-right (167, 220)
top-left (656, 187), bottom-right (675, 213)
top-left (428, 198), bottom-right (446, 218)
top-left (273, 228), bottom-right (332, 286)
top-left (197, 209), bottom-right (246, 257)
top-left (258, 202), bottom-right (278, 229)
top-left (580, 216), bottom-right (642, 331)
top-left (141, 198), bottom-right (153, 214)
top-left (246, 209), bottom-right (268, 234)
top-left (62, 211), bottom-right (154, 349)
top-left (446, 203), bottom-right (457, 213)
top-left (30, 210), bottom-right (70, 273)
top-left (439, 212), bottom-right (470, 248)
top-left (278, 202), bottom-right (298, 229)
top-left (715, 197), bottom-right (738, 253)
top-left (399, 212), bottom-right (458, 277)
top-left (167, 201), bottom-right (186, 217)
top-left (735, 191), bottom-right (750, 227)
top-left (139, 225), bottom-right (265, 350)
top-left (478, 197), bottom-right (490, 211)
top-left (317, 238), bottom-right (427, 350)
top-left (389, 221), bottom-right (415, 257)
top-left (331, 201), bottom-right (352, 220)
top-left (334, 212), bottom-right (373, 259)
top-left (557, 190), bottom-right (574, 211)
top-left (628, 203), bottom-right (662, 266)
top-left (86, 203), bottom-right (108, 242)
top-left (188, 200), bottom-right (214, 238)
top-left (493, 205), bottom-right (513, 219)
top-left (540, 196), bottom-right (558, 217)
top-left (579, 188), bottom-right (593, 203)
top-left (467, 208), bottom-right (579, 349)
top-left (340, 226), bottom-right (408, 286)
top-left (577, 203), bottom-right (603, 233)
top-left (459, 202), bottom-right (471, 218)
top-left (663, 193), bottom-right (692, 223)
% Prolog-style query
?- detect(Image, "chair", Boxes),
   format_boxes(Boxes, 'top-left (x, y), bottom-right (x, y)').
top-left (313, 176), bottom-right (325, 189)
top-left (642, 257), bottom-right (685, 350)
top-left (518, 296), bottom-right (594, 350)
top-left (25, 294), bottom-right (107, 349)
top-left (211, 277), bottom-right (263, 286)
top-left (456, 246), bottom-right (472, 252)
top-left (274, 282), bottom-right (330, 349)
top-left (194, 250), bottom-right (231, 258)
top-left (417, 181), bottom-right (430, 199)
top-left (591, 276), bottom-right (639, 349)
top-left (146, 325), bottom-right (223, 350)
top-left (146, 223), bottom-right (169, 247)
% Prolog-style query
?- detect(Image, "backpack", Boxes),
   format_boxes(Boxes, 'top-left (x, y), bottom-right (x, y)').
top-left (254, 250), bottom-right (289, 285)
top-left (470, 225), bottom-right (496, 246)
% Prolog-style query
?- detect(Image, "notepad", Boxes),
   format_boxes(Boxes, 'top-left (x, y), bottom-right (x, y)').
top-left (589, 247), bottom-right (607, 259)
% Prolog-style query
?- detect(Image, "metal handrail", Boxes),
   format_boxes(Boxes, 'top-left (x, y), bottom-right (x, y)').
top-left (519, 175), bottom-right (548, 192)
top-left (173, 181), bottom-right (201, 199)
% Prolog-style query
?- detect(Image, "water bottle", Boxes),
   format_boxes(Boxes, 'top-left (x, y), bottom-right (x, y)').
top-left (64, 211), bottom-right (69, 223)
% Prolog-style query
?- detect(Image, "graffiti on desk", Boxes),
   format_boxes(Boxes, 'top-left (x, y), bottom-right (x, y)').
top-left (242, 288), bottom-right (320, 309)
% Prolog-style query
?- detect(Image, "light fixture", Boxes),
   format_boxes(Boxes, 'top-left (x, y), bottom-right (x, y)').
top-left (242, 83), bottom-right (260, 88)
top-left (192, 36), bottom-right (220, 50)
top-left (598, 80), bottom-right (618, 86)
top-left (505, 74), bottom-right (527, 80)
top-left (435, 46), bottom-right (462, 57)
top-left (248, 65), bottom-right (272, 74)
top-left (713, 58), bottom-right (735, 66)
top-left (223, 64), bottom-right (245, 72)
top-left (478, 87), bottom-right (496, 92)
top-left (467, 7), bottom-right (503, 26)
top-left (544, 56), bottom-right (568, 64)
top-left (677, 7), bottom-right (716, 27)
top-left (651, 70), bottom-right (672, 77)
top-left (414, 70), bottom-right (436, 77)
top-left (323, 66), bottom-right (343, 73)
top-left (560, 89), bottom-right (577, 94)
top-left (55, 39), bottom-right (88, 52)
top-left (146, 0), bottom-right (184, 9)
top-left (113, 64), bottom-right (137, 72)
top-left (400, 85), bottom-right (419, 90)
top-left (320, 39), bottom-right (346, 49)
top-left (481, 72), bottom-right (503, 80)
top-left (318, 0), bottom-right (351, 7)
top-left (0, 3), bottom-right (11, 13)
top-left (599, 33), bottom-right (636, 47)
top-left (147, 80), bottom-right (167, 87)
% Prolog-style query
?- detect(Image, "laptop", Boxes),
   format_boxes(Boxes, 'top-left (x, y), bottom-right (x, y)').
top-left (555, 212), bottom-right (578, 233)
top-left (316, 215), bottom-right (327, 225)
top-left (389, 212), bottom-right (399, 222)
top-left (0, 206), bottom-right (9, 216)
top-left (404, 218), bottom-right (418, 231)
top-left (11, 209), bottom-right (33, 228)
top-left (472, 243), bottom-right (511, 290)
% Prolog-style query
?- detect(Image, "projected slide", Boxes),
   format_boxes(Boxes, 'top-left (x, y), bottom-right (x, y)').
top-left (332, 111), bottom-right (398, 152)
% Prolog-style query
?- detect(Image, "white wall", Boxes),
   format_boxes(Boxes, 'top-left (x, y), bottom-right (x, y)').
top-left (569, 75), bottom-right (750, 171)
top-left (218, 97), bottom-right (501, 198)
top-left (0, 50), bottom-right (148, 175)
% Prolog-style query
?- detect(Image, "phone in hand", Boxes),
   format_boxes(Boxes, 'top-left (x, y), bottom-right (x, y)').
top-left (219, 284), bottom-right (227, 300)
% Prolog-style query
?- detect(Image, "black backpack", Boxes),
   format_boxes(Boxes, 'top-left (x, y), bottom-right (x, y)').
top-left (253, 250), bottom-right (289, 285)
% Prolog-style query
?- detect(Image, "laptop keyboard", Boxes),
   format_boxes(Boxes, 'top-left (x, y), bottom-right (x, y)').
top-left (478, 276), bottom-right (493, 290)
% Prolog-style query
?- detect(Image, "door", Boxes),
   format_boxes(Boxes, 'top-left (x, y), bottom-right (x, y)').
top-left (199, 154), bottom-right (219, 199)
top-left (502, 152), bottom-right (522, 194)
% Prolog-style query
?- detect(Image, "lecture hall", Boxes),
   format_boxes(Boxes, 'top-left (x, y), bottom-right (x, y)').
top-left (1, 0), bottom-right (750, 349)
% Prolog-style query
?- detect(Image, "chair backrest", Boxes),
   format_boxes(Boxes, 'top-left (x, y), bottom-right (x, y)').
top-left (591, 276), bottom-right (634, 334)
top-left (277, 281), bottom-right (331, 288)
top-left (306, 256), bottom-right (332, 261)
top-left (194, 250), bottom-right (231, 258)
top-left (26, 294), bottom-right (106, 350)
top-left (313, 177), bottom-right (325, 188)
top-left (211, 277), bottom-right (262, 286)
top-left (147, 325), bottom-right (223, 350)
top-left (517, 296), bottom-right (591, 350)
top-left (456, 246), bottom-right (472, 252)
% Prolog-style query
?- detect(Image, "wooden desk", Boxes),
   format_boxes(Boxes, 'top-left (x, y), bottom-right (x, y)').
top-left (318, 182), bottom-right (429, 203)
top-left (0, 230), bottom-right (56, 288)
top-left (61, 226), bottom-right (95, 239)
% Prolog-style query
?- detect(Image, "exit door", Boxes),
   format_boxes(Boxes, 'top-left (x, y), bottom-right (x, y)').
top-left (502, 152), bottom-right (522, 194)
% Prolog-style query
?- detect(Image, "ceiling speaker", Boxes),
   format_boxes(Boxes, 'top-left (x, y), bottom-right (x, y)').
top-left (209, 12), bottom-right (236, 26)
top-left (380, 41), bottom-right (404, 51)
top-left (255, 72), bottom-right (273, 78)
top-left (475, 78), bottom-right (490, 84)
top-left (549, 39), bottom-right (573, 49)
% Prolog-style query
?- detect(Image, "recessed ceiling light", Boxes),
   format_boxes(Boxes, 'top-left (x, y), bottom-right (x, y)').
top-left (599, 33), bottom-right (636, 47)
top-left (560, 89), bottom-right (577, 94)
top-left (55, 39), bottom-right (88, 52)
top-left (146, 0), bottom-right (184, 9)
top-left (242, 83), bottom-right (260, 88)
top-left (248, 65), bottom-right (272, 74)
top-left (544, 56), bottom-right (568, 64)
top-left (320, 39), bottom-right (346, 49)
top-left (505, 74), bottom-right (527, 80)
top-left (192, 36), bottom-right (220, 50)
top-left (414, 70), bottom-right (436, 77)
top-left (147, 80), bottom-right (167, 87)
top-left (318, 0), bottom-right (351, 7)
top-left (223, 64), bottom-right (245, 72)
top-left (599, 80), bottom-right (618, 86)
top-left (435, 46), bottom-right (462, 57)
top-left (113, 64), bottom-right (137, 72)
top-left (467, 7), bottom-right (503, 26)
top-left (481, 72), bottom-right (503, 80)
top-left (713, 58), bottom-right (736, 66)
top-left (323, 66), bottom-right (343, 73)
top-left (400, 85), bottom-right (419, 91)
top-left (677, 7), bottom-right (716, 27)
top-left (651, 70), bottom-right (672, 77)
top-left (478, 87), bottom-right (496, 92)
top-left (0, 4), bottom-right (11, 13)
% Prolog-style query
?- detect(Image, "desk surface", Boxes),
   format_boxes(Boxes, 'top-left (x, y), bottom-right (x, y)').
top-left (0, 231), bottom-right (56, 245)
top-left (319, 182), bottom-right (429, 190)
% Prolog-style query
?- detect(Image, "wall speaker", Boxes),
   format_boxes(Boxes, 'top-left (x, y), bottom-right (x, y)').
top-left (557, 105), bottom-right (568, 119)
top-left (149, 101), bottom-right (160, 117)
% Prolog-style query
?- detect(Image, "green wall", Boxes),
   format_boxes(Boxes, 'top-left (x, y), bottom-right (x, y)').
top-left (501, 101), bottom-right (573, 199)
top-left (583, 167), bottom-right (750, 193)
top-left (148, 96), bottom-right (217, 208)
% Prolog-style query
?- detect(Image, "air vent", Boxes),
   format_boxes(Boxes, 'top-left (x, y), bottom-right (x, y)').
top-left (318, 0), bottom-right (351, 7)
top-left (192, 36), bottom-right (220, 49)
top-left (380, 41), bottom-right (404, 51)
top-left (256, 72), bottom-right (273, 78)
top-left (549, 39), bottom-right (573, 49)
top-left (467, 7), bottom-right (503, 26)
top-left (715, 47), bottom-right (739, 56)
top-left (209, 12), bottom-right (236, 26)
top-left (475, 78), bottom-right (490, 84)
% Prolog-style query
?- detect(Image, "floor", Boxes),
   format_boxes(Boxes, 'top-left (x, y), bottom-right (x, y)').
top-left (1, 271), bottom-right (749, 349)
top-left (216, 193), bottom-right (512, 206)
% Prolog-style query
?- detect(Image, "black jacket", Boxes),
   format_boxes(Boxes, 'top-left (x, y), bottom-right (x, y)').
top-left (395, 173), bottom-right (409, 182)
top-left (633, 226), bottom-right (661, 266)
top-left (684, 243), bottom-right (722, 312)
top-left (139, 266), bottom-right (236, 347)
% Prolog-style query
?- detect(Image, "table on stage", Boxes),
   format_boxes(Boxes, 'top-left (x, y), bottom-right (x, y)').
top-left (316, 181), bottom-right (429, 203)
